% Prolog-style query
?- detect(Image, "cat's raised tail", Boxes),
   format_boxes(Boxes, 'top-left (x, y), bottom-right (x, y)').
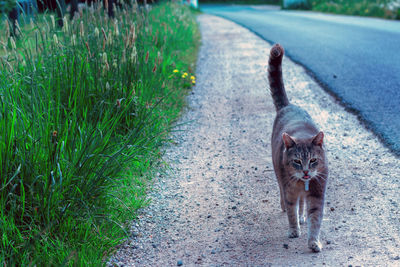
top-left (268, 44), bottom-right (289, 111)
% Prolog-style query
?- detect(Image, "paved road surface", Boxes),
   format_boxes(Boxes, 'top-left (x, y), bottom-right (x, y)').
top-left (201, 5), bottom-right (400, 155)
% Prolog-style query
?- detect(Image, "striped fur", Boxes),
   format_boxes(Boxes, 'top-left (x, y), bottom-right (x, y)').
top-left (268, 44), bottom-right (329, 253)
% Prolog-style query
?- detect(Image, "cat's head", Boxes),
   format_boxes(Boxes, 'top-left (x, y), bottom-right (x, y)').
top-left (282, 131), bottom-right (327, 181)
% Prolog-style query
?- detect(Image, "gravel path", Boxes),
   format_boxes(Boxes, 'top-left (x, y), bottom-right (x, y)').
top-left (109, 15), bottom-right (400, 266)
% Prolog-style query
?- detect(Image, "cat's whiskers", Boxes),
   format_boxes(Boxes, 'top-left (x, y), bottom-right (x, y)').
top-left (313, 177), bottom-right (323, 187)
top-left (316, 173), bottom-right (327, 181)
top-left (284, 175), bottom-right (299, 187)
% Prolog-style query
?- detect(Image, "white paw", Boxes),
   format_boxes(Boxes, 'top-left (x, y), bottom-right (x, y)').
top-left (308, 239), bottom-right (322, 252)
top-left (288, 228), bottom-right (300, 238)
top-left (299, 215), bottom-right (306, 225)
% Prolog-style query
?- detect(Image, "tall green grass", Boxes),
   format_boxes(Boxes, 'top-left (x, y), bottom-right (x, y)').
top-left (0, 1), bottom-right (199, 265)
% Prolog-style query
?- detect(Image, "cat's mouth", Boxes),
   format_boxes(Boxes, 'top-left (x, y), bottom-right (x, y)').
top-left (295, 172), bottom-right (315, 181)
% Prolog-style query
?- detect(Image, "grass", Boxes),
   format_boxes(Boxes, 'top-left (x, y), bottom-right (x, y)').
top-left (0, 0), bottom-right (200, 265)
top-left (311, 0), bottom-right (400, 19)
top-left (198, 0), bottom-right (400, 19)
top-left (287, 0), bottom-right (400, 20)
top-left (199, 0), bottom-right (280, 4)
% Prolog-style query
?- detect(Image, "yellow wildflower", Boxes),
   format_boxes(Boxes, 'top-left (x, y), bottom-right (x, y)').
top-left (190, 75), bottom-right (195, 80)
top-left (173, 69), bottom-right (179, 73)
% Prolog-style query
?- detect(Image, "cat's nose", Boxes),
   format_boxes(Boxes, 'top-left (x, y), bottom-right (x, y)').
top-left (303, 170), bottom-right (309, 175)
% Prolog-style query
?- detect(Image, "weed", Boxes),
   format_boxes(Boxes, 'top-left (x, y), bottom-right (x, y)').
top-left (0, 1), bottom-right (200, 265)
top-left (310, 0), bottom-right (400, 19)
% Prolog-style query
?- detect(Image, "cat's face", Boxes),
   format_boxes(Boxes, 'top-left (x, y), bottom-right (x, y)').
top-left (283, 132), bottom-right (326, 182)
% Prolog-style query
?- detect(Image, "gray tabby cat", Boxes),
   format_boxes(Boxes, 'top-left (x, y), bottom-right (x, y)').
top-left (268, 44), bottom-right (328, 252)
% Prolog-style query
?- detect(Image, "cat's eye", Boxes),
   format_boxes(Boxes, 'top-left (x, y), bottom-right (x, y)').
top-left (310, 158), bottom-right (317, 163)
top-left (293, 159), bottom-right (301, 165)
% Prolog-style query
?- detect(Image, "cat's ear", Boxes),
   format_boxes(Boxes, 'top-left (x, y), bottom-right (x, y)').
top-left (312, 131), bottom-right (324, 147)
top-left (282, 133), bottom-right (295, 149)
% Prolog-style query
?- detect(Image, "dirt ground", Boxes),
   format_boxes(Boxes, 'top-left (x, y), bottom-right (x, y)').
top-left (108, 15), bottom-right (400, 266)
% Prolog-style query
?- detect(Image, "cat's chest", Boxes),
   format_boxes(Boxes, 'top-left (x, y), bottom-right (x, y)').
top-left (287, 180), bottom-right (309, 194)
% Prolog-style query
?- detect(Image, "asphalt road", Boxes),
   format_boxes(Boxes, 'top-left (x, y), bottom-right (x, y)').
top-left (201, 5), bottom-right (400, 155)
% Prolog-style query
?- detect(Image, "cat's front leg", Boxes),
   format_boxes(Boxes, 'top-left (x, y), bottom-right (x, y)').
top-left (285, 193), bottom-right (300, 238)
top-left (298, 195), bottom-right (306, 225)
top-left (306, 195), bottom-right (324, 252)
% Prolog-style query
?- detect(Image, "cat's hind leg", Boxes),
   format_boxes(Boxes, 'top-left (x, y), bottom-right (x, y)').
top-left (279, 183), bottom-right (286, 212)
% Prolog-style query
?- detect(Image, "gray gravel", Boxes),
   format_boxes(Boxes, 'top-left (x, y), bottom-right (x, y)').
top-left (108, 15), bottom-right (400, 266)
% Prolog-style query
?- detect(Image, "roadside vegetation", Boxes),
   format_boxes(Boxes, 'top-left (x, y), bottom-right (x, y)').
top-left (0, 1), bottom-right (199, 265)
top-left (199, 0), bottom-right (280, 4)
top-left (310, 0), bottom-right (400, 20)
top-left (282, 0), bottom-right (400, 20)
top-left (198, 0), bottom-right (400, 20)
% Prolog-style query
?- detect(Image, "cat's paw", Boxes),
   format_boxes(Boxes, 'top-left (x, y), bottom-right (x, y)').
top-left (308, 239), bottom-right (322, 252)
top-left (288, 228), bottom-right (300, 238)
top-left (299, 215), bottom-right (306, 225)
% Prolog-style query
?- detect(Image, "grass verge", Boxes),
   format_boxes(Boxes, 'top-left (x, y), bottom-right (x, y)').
top-left (199, 0), bottom-right (400, 20)
top-left (199, 0), bottom-right (280, 4)
top-left (0, 1), bottom-right (200, 265)
top-left (286, 0), bottom-right (400, 20)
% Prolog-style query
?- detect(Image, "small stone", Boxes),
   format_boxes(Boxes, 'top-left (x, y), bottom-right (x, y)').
top-left (219, 165), bottom-right (223, 169)
top-left (283, 244), bottom-right (289, 249)
top-left (330, 207), bottom-right (335, 211)
top-left (326, 240), bottom-right (331, 244)
top-left (393, 256), bottom-right (400, 260)
top-left (231, 206), bottom-right (237, 210)
top-left (177, 259), bottom-right (183, 266)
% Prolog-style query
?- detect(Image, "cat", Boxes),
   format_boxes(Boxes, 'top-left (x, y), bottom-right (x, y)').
top-left (268, 44), bottom-right (328, 252)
